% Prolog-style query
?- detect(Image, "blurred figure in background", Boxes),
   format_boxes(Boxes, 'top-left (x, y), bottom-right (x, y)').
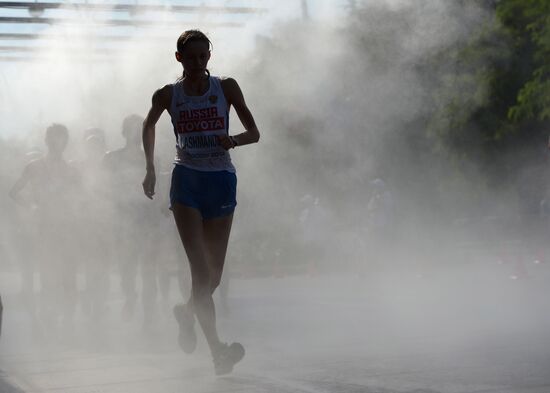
top-left (0, 294), bottom-right (3, 338)
top-left (10, 147), bottom-right (43, 311)
top-left (363, 178), bottom-right (394, 275)
top-left (103, 115), bottom-right (162, 329)
top-left (298, 194), bottom-right (329, 276)
top-left (10, 124), bottom-right (81, 336)
top-left (77, 128), bottom-right (111, 321)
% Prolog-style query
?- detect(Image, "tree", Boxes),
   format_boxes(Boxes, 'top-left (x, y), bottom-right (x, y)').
top-left (500, 0), bottom-right (550, 121)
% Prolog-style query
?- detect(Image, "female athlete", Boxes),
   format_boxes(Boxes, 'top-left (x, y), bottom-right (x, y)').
top-left (142, 30), bottom-right (260, 375)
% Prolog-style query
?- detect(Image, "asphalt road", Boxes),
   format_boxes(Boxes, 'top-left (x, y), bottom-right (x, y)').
top-left (1, 263), bottom-right (549, 393)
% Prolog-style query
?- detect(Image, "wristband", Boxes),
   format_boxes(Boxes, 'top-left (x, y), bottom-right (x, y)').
top-left (230, 136), bottom-right (238, 148)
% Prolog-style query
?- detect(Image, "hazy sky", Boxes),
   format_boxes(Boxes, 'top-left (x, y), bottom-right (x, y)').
top-left (0, 0), bottom-right (348, 138)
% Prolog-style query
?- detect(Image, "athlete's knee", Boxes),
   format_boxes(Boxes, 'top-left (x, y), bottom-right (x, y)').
top-left (191, 266), bottom-right (211, 298)
top-left (192, 281), bottom-right (211, 303)
top-left (210, 268), bottom-right (223, 292)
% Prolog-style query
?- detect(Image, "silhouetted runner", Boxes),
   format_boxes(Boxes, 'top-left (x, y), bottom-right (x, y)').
top-left (142, 30), bottom-right (260, 375)
top-left (10, 124), bottom-right (80, 334)
top-left (103, 115), bottom-right (162, 328)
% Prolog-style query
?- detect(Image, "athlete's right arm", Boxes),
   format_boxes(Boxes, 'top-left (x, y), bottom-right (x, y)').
top-left (142, 85), bottom-right (171, 200)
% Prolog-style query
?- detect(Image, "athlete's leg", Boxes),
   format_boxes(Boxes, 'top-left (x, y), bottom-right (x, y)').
top-left (217, 273), bottom-right (230, 314)
top-left (203, 214), bottom-right (233, 293)
top-left (172, 204), bottom-right (223, 354)
top-left (120, 259), bottom-right (138, 319)
top-left (115, 219), bottom-right (138, 320)
top-left (181, 214), bottom-right (232, 311)
top-left (141, 230), bottom-right (161, 328)
top-left (141, 257), bottom-right (158, 328)
top-left (199, 212), bottom-right (243, 375)
top-left (61, 258), bottom-right (78, 319)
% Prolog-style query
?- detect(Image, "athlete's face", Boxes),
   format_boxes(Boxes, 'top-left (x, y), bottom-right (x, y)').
top-left (45, 134), bottom-right (68, 156)
top-left (176, 40), bottom-right (211, 77)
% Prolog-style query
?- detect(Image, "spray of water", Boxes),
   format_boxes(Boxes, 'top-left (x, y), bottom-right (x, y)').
top-left (1, 1), bottom-right (549, 391)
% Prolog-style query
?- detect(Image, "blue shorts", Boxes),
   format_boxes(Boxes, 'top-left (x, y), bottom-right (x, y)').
top-left (170, 165), bottom-right (237, 219)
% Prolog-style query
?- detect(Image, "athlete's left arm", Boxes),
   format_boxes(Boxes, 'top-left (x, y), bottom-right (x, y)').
top-left (220, 78), bottom-right (260, 149)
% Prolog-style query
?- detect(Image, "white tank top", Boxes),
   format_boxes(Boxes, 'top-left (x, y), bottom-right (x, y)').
top-left (168, 76), bottom-right (235, 172)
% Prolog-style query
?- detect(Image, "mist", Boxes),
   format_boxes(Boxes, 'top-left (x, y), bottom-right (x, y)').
top-left (1, 1), bottom-right (549, 392)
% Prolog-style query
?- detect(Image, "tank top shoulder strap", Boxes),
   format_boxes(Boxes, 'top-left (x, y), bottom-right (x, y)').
top-left (171, 80), bottom-right (184, 100)
top-left (170, 81), bottom-right (183, 114)
top-left (210, 76), bottom-right (230, 106)
top-left (210, 76), bottom-right (222, 93)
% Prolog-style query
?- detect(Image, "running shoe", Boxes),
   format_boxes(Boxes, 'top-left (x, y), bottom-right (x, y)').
top-left (213, 342), bottom-right (245, 376)
top-left (173, 303), bottom-right (196, 354)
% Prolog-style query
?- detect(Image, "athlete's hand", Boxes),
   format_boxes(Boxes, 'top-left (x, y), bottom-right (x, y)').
top-left (217, 135), bottom-right (236, 151)
top-left (142, 170), bottom-right (156, 199)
